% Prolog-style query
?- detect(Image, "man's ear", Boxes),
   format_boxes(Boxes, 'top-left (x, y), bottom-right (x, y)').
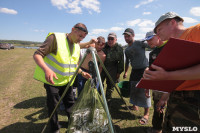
top-left (170, 19), bottom-right (177, 27)
top-left (71, 27), bottom-right (76, 32)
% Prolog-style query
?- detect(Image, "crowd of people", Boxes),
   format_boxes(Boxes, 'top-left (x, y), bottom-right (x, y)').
top-left (33, 12), bottom-right (200, 133)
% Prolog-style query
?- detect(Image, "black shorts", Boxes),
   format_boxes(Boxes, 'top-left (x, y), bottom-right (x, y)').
top-left (129, 68), bottom-right (146, 81)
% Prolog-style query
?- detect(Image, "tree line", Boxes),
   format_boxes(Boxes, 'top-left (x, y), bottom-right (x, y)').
top-left (0, 40), bottom-right (42, 46)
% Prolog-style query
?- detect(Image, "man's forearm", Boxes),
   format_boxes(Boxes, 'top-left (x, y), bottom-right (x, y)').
top-left (79, 42), bottom-right (90, 49)
top-left (33, 54), bottom-right (49, 72)
top-left (124, 63), bottom-right (129, 74)
top-left (79, 39), bottom-right (96, 49)
top-left (167, 64), bottom-right (200, 80)
top-left (145, 64), bottom-right (200, 80)
top-left (117, 55), bottom-right (124, 74)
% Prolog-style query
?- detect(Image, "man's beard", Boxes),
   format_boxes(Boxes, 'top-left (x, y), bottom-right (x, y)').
top-left (126, 40), bottom-right (132, 44)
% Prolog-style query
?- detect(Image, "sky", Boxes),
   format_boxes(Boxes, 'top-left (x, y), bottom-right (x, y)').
top-left (0, 0), bottom-right (200, 45)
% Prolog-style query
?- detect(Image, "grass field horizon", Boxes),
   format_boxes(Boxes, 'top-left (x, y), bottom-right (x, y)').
top-left (0, 48), bottom-right (154, 133)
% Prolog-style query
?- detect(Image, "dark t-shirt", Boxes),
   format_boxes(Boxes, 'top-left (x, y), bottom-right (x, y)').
top-left (34, 34), bottom-right (59, 57)
top-left (149, 45), bottom-right (165, 66)
top-left (125, 40), bottom-right (149, 69)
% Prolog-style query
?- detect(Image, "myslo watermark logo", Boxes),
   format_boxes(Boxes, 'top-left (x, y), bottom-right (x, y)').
top-left (172, 126), bottom-right (198, 132)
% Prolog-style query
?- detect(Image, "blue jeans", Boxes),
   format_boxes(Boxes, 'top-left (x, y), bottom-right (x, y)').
top-left (77, 73), bottom-right (88, 96)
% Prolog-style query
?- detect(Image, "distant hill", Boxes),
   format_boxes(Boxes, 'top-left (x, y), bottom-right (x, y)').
top-left (0, 40), bottom-right (42, 46)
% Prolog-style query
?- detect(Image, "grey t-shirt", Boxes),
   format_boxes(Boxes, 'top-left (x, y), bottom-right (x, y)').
top-left (125, 40), bottom-right (148, 69)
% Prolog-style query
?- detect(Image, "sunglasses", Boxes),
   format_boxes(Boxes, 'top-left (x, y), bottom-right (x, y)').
top-left (96, 41), bottom-right (105, 46)
top-left (98, 43), bottom-right (105, 46)
top-left (108, 37), bottom-right (114, 41)
top-left (74, 26), bottom-right (88, 33)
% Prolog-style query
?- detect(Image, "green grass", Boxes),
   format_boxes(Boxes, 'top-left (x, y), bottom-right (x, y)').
top-left (0, 48), bottom-right (154, 133)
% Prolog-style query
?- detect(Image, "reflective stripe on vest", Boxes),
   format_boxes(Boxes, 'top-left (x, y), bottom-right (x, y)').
top-left (45, 63), bottom-right (75, 76)
top-left (46, 54), bottom-right (77, 68)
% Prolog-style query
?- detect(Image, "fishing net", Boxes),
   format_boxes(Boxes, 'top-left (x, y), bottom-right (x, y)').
top-left (68, 79), bottom-right (112, 133)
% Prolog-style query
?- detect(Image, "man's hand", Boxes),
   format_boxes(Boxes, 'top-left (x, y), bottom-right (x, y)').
top-left (44, 68), bottom-right (58, 84)
top-left (143, 64), bottom-right (168, 80)
top-left (33, 54), bottom-right (58, 85)
top-left (156, 93), bottom-right (169, 113)
top-left (115, 73), bottom-right (120, 83)
top-left (82, 71), bottom-right (92, 79)
top-left (156, 99), bottom-right (167, 113)
top-left (123, 73), bottom-right (127, 79)
top-left (145, 89), bottom-right (150, 98)
top-left (79, 38), bottom-right (97, 49)
top-left (89, 38), bottom-right (97, 47)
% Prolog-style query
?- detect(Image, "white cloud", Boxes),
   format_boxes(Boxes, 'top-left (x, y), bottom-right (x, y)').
top-left (139, 27), bottom-right (153, 33)
top-left (135, 0), bottom-right (155, 8)
top-left (125, 19), bottom-right (154, 38)
top-left (117, 37), bottom-right (126, 46)
top-left (117, 22), bottom-right (125, 26)
top-left (87, 35), bottom-right (98, 40)
top-left (51, 0), bottom-right (100, 14)
top-left (127, 19), bottom-right (141, 26)
top-left (51, 0), bottom-right (69, 10)
top-left (190, 7), bottom-right (200, 16)
top-left (88, 10), bottom-right (92, 14)
top-left (138, 20), bottom-right (154, 27)
top-left (81, 0), bottom-right (100, 13)
top-left (34, 29), bottom-right (45, 32)
top-left (0, 8), bottom-right (18, 15)
top-left (117, 37), bottom-right (123, 42)
top-left (126, 19), bottom-right (154, 33)
top-left (182, 17), bottom-right (198, 23)
top-left (135, 33), bottom-right (146, 40)
top-left (90, 29), bottom-right (108, 35)
top-left (68, 0), bottom-right (82, 14)
top-left (143, 12), bottom-right (151, 15)
top-left (110, 27), bottom-right (124, 31)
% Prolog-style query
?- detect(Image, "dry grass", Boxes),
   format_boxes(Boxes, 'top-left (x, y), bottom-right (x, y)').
top-left (0, 48), bottom-right (154, 133)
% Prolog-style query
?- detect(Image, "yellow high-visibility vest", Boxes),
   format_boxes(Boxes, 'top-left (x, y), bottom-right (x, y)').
top-left (34, 32), bottom-right (80, 86)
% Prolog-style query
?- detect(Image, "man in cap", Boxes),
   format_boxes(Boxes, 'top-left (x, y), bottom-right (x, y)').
top-left (144, 31), bottom-right (169, 133)
top-left (143, 12), bottom-right (200, 133)
top-left (123, 28), bottom-right (151, 125)
top-left (77, 36), bottom-right (106, 96)
top-left (101, 32), bottom-right (124, 105)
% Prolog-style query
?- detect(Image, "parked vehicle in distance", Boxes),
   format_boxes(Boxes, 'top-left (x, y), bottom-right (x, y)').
top-left (0, 43), bottom-right (14, 50)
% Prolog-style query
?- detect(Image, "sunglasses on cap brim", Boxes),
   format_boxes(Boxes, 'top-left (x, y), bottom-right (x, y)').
top-left (108, 37), bottom-right (114, 40)
top-left (74, 26), bottom-right (88, 33)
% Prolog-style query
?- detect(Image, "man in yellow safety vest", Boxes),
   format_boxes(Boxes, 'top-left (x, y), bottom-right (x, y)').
top-left (33, 23), bottom-right (95, 133)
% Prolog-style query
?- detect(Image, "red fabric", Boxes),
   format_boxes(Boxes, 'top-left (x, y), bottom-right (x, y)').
top-left (137, 79), bottom-right (184, 92)
top-left (136, 37), bottom-right (200, 92)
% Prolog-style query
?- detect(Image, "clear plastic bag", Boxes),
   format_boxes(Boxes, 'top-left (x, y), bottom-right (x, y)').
top-left (68, 79), bottom-right (111, 133)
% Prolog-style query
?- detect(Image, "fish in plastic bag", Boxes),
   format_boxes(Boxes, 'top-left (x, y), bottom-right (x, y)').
top-left (68, 79), bottom-right (112, 133)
